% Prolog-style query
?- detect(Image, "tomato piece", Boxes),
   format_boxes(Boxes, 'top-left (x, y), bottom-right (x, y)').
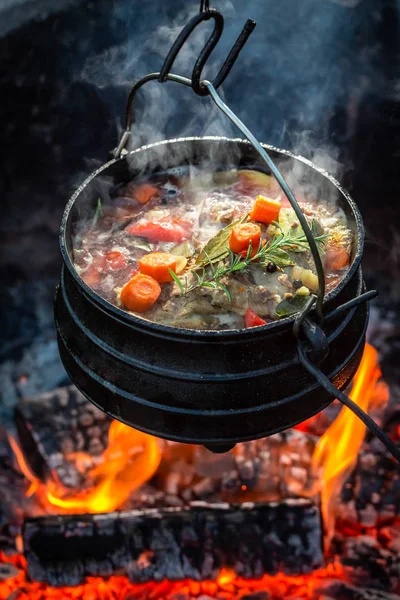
top-left (80, 254), bottom-right (106, 287)
top-left (81, 265), bottom-right (101, 287)
top-left (244, 308), bottom-right (267, 328)
top-left (104, 250), bottom-right (127, 270)
top-left (126, 218), bottom-right (192, 243)
top-left (325, 247), bottom-right (350, 271)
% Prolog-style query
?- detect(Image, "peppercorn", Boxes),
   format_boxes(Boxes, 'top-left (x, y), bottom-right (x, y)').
top-left (292, 279), bottom-right (303, 290)
top-left (266, 262), bottom-right (277, 273)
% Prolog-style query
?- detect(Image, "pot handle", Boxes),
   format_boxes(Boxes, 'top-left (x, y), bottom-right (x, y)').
top-left (113, 72), bottom-right (192, 159)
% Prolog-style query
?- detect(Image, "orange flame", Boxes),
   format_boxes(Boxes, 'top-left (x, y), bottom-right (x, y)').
top-left (312, 343), bottom-right (381, 536)
top-left (11, 420), bottom-right (161, 514)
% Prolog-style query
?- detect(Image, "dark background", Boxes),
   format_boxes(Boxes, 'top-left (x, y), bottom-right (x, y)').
top-left (1, 0), bottom-right (399, 420)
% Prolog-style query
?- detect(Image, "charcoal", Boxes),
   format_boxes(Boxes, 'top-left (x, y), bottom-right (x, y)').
top-left (15, 385), bottom-right (112, 489)
top-left (23, 499), bottom-right (323, 587)
top-left (339, 536), bottom-right (400, 593)
top-left (161, 430), bottom-right (318, 505)
top-left (339, 446), bottom-right (400, 527)
top-left (315, 581), bottom-right (400, 600)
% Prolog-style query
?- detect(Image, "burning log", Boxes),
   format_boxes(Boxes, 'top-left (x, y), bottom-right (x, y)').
top-left (23, 499), bottom-right (323, 587)
top-left (15, 386), bottom-right (112, 489)
top-left (15, 385), bottom-right (319, 508)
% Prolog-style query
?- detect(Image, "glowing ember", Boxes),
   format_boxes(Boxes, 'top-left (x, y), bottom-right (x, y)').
top-left (311, 343), bottom-right (382, 538)
top-left (10, 420), bottom-right (161, 514)
top-left (0, 551), bottom-right (347, 600)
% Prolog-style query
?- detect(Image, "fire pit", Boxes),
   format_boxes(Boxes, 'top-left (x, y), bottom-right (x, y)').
top-left (1, 343), bottom-right (399, 599)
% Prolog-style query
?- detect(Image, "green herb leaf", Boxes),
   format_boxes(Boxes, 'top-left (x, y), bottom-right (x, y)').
top-left (275, 294), bottom-right (310, 318)
top-left (170, 241), bottom-right (196, 257)
top-left (215, 281), bottom-right (232, 301)
top-left (129, 236), bottom-right (153, 252)
top-left (195, 216), bottom-right (247, 268)
top-left (262, 247), bottom-right (294, 268)
top-left (168, 269), bottom-right (185, 294)
top-left (91, 198), bottom-right (103, 228)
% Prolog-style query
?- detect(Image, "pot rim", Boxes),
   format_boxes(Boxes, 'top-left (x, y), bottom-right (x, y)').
top-left (60, 135), bottom-right (364, 339)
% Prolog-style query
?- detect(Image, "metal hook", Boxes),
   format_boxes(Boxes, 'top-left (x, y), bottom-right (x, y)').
top-left (199, 0), bottom-right (210, 13)
top-left (158, 9), bottom-right (256, 97)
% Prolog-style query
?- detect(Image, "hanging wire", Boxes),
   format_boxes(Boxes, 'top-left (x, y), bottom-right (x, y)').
top-left (297, 342), bottom-right (400, 462)
top-left (202, 80), bottom-right (326, 323)
top-left (113, 68), bottom-right (400, 463)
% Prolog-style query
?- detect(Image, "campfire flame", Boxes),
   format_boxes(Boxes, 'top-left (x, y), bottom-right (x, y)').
top-left (10, 420), bottom-right (161, 514)
top-left (312, 343), bottom-right (383, 537)
top-left (2, 343), bottom-right (394, 600)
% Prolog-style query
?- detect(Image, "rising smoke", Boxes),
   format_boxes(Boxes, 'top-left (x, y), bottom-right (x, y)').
top-left (76, 0), bottom-right (382, 170)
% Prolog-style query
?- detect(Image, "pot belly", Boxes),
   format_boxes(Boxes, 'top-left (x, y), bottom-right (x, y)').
top-left (55, 265), bottom-right (368, 445)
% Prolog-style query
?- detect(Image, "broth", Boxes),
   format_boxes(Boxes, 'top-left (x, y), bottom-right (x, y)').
top-left (72, 168), bottom-right (353, 330)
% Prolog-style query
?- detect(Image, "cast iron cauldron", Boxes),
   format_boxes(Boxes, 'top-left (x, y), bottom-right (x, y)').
top-left (55, 136), bottom-right (367, 450)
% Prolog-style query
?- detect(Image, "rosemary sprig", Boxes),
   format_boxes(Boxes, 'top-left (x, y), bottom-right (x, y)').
top-left (91, 198), bottom-right (103, 228)
top-left (169, 220), bottom-right (330, 300)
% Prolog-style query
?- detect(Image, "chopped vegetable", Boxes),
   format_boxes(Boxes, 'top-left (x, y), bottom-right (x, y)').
top-left (120, 274), bottom-right (161, 312)
top-left (249, 195), bottom-right (281, 224)
top-left (174, 256), bottom-right (188, 274)
top-left (325, 247), bottom-right (350, 270)
top-left (229, 223), bottom-right (261, 254)
top-left (130, 183), bottom-right (159, 205)
top-left (275, 294), bottom-right (310, 318)
top-left (104, 251), bottom-right (127, 270)
top-left (170, 241), bottom-right (195, 257)
top-left (126, 218), bottom-right (192, 243)
top-left (245, 308), bottom-right (267, 327)
top-left (238, 169), bottom-right (274, 189)
top-left (195, 216), bottom-right (247, 268)
top-left (73, 166), bottom-right (352, 330)
top-left (292, 266), bottom-right (319, 293)
top-left (295, 285), bottom-right (311, 296)
top-left (138, 252), bottom-right (177, 283)
top-left (81, 265), bottom-right (102, 287)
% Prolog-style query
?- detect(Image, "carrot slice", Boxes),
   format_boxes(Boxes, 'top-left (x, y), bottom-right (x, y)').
top-left (229, 223), bottom-right (261, 254)
top-left (249, 195), bottom-right (281, 224)
top-left (138, 252), bottom-right (177, 283)
top-left (131, 183), bottom-right (159, 205)
top-left (120, 274), bottom-right (161, 312)
top-left (244, 308), bottom-right (267, 327)
top-left (325, 247), bottom-right (350, 271)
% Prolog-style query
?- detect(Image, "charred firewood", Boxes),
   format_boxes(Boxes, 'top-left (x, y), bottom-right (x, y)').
top-left (23, 499), bottom-right (323, 587)
top-left (339, 445), bottom-right (400, 527)
top-left (15, 385), bottom-right (319, 504)
top-left (0, 428), bottom-right (29, 552)
top-left (15, 386), bottom-right (112, 489)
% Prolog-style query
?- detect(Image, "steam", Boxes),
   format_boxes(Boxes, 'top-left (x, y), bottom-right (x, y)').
top-left (75, 0), bottom-right (383, 183)
top-left (80, 1), bottom-right (238, 149)
top-left (69, 0), bottom-right (392, 231)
